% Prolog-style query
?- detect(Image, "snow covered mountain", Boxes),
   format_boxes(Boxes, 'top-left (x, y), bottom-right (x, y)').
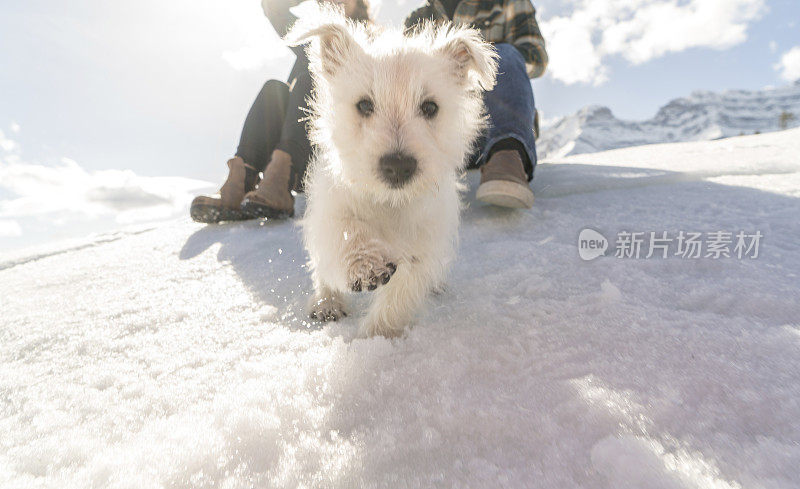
top-left (539, 81), bottom-right (800, 159)
top-left (3, 129), bottom-right (800, 488)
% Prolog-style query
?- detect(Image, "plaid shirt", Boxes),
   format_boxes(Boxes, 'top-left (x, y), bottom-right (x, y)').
top-left (404, 0), bottom-right (548, 79)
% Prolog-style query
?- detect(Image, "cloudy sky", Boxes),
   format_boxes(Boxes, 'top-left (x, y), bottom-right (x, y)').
top-left (1, 0), bottom-right (799, 250)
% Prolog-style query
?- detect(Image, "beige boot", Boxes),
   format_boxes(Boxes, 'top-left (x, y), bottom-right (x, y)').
top-left (241, 150), bottom-right (296, 219)
top-left (190, 157), bottom-right (260, 223)
top-left (476, 150), bottom-right (534, 208)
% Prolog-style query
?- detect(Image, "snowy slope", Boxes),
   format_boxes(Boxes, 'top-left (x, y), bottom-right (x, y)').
top-left (539, 81), bottom-right (800, 159)
top-left (2, 129), bottom-right (800, 488)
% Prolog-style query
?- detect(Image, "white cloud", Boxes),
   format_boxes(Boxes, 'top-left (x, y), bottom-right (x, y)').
top-left (774, 46), bottom-right (800, 82)
top-left (0, 130), bottom-right (20, 153)
top-left (0, 124), bottom-right (217, 249)
top-left (222, 42), bottom-right (292, 72)
top-left (10, 122), bottom-right (20, 134)
top-left (539, 0), bottom-right (765, 85)
top-left (540, 8), bottom-right (609, 85)
top-left (218, 0), bottom-right (418, 71)
top-left (0, 220), bottom-right (22, 238)
top-left (0, 158), bottom-right (214, 225)
top-left (1, 133), bottom-right (213, 227)
top-left (769, 41), bottom-right (778, 53)
top-left (372, 0), bottom-right (415, 26)
top-left (217, 0), bottom-right (766, 84)
top-left (220, 0), bottom-right (293, 71)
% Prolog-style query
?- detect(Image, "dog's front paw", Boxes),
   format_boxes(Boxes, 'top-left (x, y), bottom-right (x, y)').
top-left (309, 295), bottom-right (347, 322)
top-left (351, 262), bottom-right (396, 292)
top-left (346, 242), bottom-right (397, 292)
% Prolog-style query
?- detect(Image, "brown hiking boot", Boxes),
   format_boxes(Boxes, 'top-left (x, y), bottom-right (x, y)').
top-left (476, 150), bottom-right (534, 208)
top-left (241, 150), bottom-right (296, 219)
top-left (190, 157), bottom-right (260, 223)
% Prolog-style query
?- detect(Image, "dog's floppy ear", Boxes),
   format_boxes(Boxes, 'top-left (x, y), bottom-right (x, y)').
top-left (286, 15), bottom-right (362, 77)
top-left (437, 27), bottom-right (499, 91)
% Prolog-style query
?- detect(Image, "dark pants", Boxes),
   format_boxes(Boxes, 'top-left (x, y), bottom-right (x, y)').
top-left (235, 50), bottom-right (313, 190)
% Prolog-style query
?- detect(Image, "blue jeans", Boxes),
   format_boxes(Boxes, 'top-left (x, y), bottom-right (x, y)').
top-left (470, 43), bottom-right (538, 181)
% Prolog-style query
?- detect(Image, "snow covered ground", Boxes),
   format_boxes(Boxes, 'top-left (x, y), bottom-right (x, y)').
top-left (2, 129), bottom-right (800, 488)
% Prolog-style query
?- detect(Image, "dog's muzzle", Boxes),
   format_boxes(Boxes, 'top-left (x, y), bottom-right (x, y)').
top-left (379, 152), bottom-right (417, 188)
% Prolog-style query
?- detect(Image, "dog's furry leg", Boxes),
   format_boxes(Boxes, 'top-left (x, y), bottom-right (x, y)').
top-left (344, 237), bottom-right (397, 292)
top-left (358, 263), bottom-right (432, 338)
top-left (306, 208), bottom-right (396, 322)
top-left (308, 282), bottom-right (347, 322)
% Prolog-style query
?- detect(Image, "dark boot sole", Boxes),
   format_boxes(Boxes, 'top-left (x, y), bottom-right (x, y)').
top-left (190, 204), bottom-right (252, 224)
top-left (240, 200), bottom-right (294, 220)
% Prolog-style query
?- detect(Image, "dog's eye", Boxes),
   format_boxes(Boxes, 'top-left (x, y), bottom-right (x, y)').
top-left (356, 98), bottom-right (375, 117)
top-left (420, 100), bottom-right (439, 119)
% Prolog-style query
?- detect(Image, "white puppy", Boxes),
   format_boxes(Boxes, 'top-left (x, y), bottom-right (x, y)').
top-left (290, 11), bottom-right (498, 337)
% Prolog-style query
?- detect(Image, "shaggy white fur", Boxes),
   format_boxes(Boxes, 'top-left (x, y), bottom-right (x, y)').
top-left (289, 9), bottom-right (498, 337)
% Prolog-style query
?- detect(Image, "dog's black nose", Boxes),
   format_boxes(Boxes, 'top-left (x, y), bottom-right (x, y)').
top-left (379, 152), bottom-right (417, 188)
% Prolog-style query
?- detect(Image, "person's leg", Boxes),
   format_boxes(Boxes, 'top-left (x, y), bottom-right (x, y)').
top-left (236, 79), bottom-right (291, 173)
top-left (474, 43), bottom-right (538, 208)
top-left (190, 79), bottom-right (293, 223)
top-left (276, 49), bottom-right (314, 191)
top-left (478, 43), bottom-right (538, 178)
top-left (241, 52), bottom-right (314, 218)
